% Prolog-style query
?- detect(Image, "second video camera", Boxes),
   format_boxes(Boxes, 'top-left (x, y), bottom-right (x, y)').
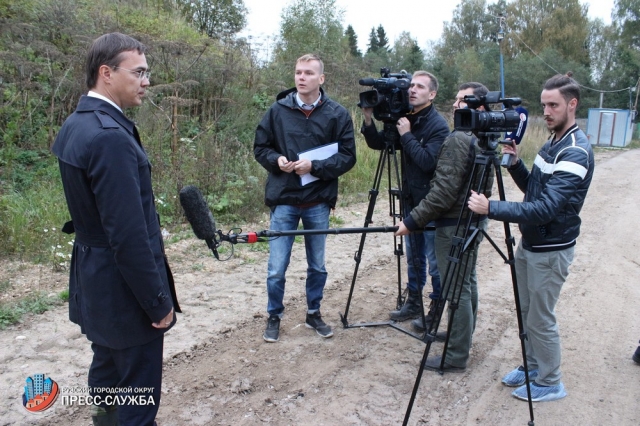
top-left (454, 91), bottom-right (522, 133)
top-left (454, 91), bottom-right (523, 150)
top-left (358, 68), bottom-right (412, 123)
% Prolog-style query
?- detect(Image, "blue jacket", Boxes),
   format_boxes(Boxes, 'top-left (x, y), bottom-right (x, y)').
top-left (253, 87), bottom-right (356, 208)
top-left (361, 104), bottom-right (449, 210)
top-left (489, 124), bottom-right (594, 252)
top-left (52, 95), bottom-right (179, 349)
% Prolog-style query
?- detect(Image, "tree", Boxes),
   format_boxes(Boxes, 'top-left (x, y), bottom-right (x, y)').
top-left (439, 0), bottom-right (495, 60)
top-left (271, 0), bottom-right (346, 71)
top-left (505, 0), bottom-right (590, 66)
top-left (177, 0), bottom-right (248, 40)
top-left (596, 0), bottom-right (640, 108)
top-left (366, 27), bottom-right (378, 54)
top-left (587, 18), bottom-right (617, 83)
top-left (391, 32), bottom-right (424, 72)
top-left (345, 24), bottom-right (361, 57)
top-left (376, 25), bottom-right (390, 53)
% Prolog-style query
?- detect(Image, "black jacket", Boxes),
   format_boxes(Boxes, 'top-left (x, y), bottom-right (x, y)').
top-left (489, 125), bottom-right (594, 252)
top-left (52, 96), bottom-right (179, 349)
top-left (254, 87), bottom-right (356, 207)
top-left (361, 104), bottom-right (449, 210)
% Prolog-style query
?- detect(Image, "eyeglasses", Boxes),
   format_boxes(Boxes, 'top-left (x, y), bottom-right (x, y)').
top-left (114, 66), bottom-right (151, 80)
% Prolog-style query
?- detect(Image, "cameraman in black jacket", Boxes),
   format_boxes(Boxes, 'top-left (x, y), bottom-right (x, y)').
top-left (361, 70), bottom-right (449, 325)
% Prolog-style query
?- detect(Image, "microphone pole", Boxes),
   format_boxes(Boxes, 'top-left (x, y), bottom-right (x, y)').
top-left (219, 226), bottom-right (400, 245)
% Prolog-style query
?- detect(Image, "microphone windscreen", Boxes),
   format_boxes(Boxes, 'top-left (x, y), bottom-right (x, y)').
top-left (505, 107), bottom-right (528, 145)
top-left (179, 185), bottom-right (217, 241)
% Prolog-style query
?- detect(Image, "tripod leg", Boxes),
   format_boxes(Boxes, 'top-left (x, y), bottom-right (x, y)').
top-left (494, 164), bottom-right (536, 425)
top-left (340, 149), bottom-right (387, 325)
top-left (403, 152), bottom-right (495, 422)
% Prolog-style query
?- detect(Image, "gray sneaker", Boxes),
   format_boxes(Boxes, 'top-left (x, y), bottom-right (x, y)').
top-left (305, 311), bottom-right (333, 338)
top-left (263, 314), bottom-right (280, 342)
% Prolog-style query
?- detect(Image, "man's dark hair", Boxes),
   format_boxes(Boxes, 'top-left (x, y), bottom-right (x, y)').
top-left (458, 82), bottom-right (489, 98)
top-left (543, 73), bottom-right (580, 105)
top-left (86, 32), bottom-right (146, 90)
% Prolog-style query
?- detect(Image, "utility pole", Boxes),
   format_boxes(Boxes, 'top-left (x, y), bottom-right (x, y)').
top-left (497, 13), bottom-right (506, 97)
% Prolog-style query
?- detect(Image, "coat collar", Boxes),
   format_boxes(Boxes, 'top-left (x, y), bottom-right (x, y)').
top-left (76, 95), bottom-right (137, 135)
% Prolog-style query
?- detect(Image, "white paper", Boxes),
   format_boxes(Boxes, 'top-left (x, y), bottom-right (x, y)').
top-left (297, 142), bottom-right (339, 186)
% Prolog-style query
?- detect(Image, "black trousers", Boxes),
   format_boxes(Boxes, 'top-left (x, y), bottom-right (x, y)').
top-left (89, 335), bottom-right (164, 426)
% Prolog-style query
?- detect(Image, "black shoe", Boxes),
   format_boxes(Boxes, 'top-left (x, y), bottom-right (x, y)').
top-left (434, 331), bottom-right (447, 342)
top-left (633, 345), bottom-right (640, 364)
top-left (305, 311), bottom-right (333, 338)
top-left (389, 289), bottom-right (422, 321)
top-left (263, 314), bottom-right (280, 342)
top-left (423, 355), bottom-right (466, 373)
top-left (411, 314), bottom-right (434, 332)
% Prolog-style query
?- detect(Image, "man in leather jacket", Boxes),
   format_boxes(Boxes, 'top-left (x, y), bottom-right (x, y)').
top-left (468, 74), bottom-right (594, 402)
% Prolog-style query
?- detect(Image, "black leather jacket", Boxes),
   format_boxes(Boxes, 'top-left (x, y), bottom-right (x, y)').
top-left (489, 125), bottom-right (594, 252)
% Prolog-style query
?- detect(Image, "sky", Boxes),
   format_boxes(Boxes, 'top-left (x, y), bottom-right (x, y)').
top-left (238, 0), bottom-right (614, 55)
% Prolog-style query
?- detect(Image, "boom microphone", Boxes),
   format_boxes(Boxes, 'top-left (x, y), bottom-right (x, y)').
top-left (179, 185), bottom-right (220, 259)
top-left (501, 107), bottom-right (528, 167)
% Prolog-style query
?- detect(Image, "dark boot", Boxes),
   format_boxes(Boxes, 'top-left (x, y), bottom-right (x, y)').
top-left (633, 342), bottom-right (640, 364)
top-left (389, 290), bottom-right (422, 321)
top-left (91, 405), bottom-right (118, 426)
top-left (411, 298), bottom-right (440, 332)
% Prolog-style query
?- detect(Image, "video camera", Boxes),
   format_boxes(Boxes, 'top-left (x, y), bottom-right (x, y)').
top-left (358, 68), bottom-right (412, 123)
top-left (454, 91), bottom-right (522, 150)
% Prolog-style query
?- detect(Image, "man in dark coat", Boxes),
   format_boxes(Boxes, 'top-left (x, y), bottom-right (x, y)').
top-left (51, 32), bottom-right (179, 426)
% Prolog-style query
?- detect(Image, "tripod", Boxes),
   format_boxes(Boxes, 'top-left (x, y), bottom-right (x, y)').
top-left (339, 122), bottom-right (430, 341)
top-left (402, 134), bottom-right (536, 426)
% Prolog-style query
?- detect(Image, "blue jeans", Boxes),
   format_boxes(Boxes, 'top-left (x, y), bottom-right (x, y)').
top-left (266, 203), bottom-right (330, 317)
top-left (405, 227), bottom-right (440, 299)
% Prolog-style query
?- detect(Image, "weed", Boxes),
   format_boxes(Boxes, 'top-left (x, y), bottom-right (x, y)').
top-left (58, 289), bottom-right (69, 302)
top-left (0, 292), bottom-right (63, 329)
top-left (329, 214), bottom-right (345, 226)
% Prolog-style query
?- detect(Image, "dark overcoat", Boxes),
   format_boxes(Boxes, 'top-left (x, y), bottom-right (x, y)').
top-left (52, 95), bottom-right (180, 350)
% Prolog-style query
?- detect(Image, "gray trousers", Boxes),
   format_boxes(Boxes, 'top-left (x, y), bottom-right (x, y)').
top-left (435, 219), bottom-right (487, 368)
top-left (515, 241), bottom-right (574, 386)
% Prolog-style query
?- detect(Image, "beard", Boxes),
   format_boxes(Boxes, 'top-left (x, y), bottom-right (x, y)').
top-left (546, 110), bottom-right (569, 134)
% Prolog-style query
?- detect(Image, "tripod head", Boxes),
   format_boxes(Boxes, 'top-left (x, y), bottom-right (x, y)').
top-left (382, 122), bottom-right (401, 149)
top-left (474, 131), bottom-right (502, 152)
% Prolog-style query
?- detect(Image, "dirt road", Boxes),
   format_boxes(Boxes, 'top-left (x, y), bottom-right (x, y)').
top-left (2, 148), bottom-right (639, 425)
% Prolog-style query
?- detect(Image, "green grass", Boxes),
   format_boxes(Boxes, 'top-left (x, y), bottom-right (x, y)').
top-left (0, 292), bottom-right (64, 329)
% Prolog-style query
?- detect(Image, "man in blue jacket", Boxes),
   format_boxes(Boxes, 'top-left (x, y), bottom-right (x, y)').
top-left (468, 73), bottom-right (594, 402)
top-left (52, 33), bottom-right (179, 425)
top-left (254, 54), bottom-right (356, 343)
top-left (361, 71), bottom-right (449, 325)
